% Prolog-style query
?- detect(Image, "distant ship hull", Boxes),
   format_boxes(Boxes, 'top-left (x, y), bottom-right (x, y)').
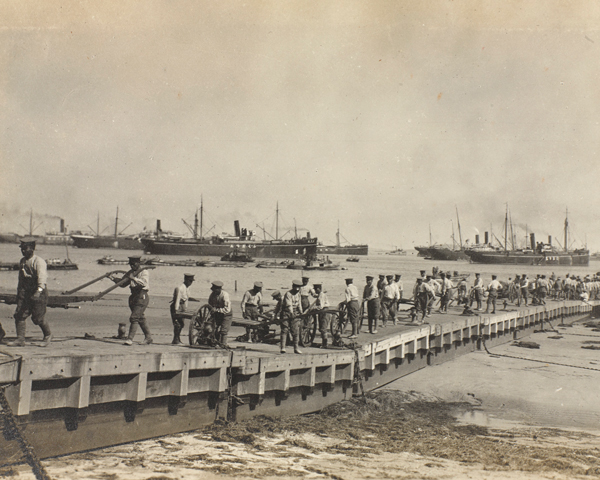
top-left (142, 238), bottom-right (318, 259)
top-left (71, 235), bottom-right (142, 250)
top-left (414, 246), bottom-right (431, 257)
top-left (465, 249), bottom-right (590, 266)
top-left (427, 247), bottom-right (469, 261)
top-left (317, 244), bottom-right (368, 256)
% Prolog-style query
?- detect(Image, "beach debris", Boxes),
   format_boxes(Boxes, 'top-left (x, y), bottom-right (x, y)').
top-left (512, 341), bottom-right (540, 349)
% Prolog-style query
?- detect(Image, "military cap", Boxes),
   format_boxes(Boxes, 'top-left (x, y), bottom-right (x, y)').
top-left (426, 275), bottom-right (432, 280)
top-left (271, 290), bottom-right (282, 298)
top-left (379, 274), bottom-right (385, 277)
top-left (211, 280), bottom-right (224, 288)
top-left (366, 275), bottom-right (374, 279)
top-left (420, 270), bottom-right (426, 274)
top-left (345, 278), bottom-right (353, 282)
top-left (19, 237), bottom-right (36, 247)
top-left (313, 283), bottom-right (322, 287)
top-left (440, 272), bottom-right (446, 276)
top-left (386, 274), bottom-right (394, 279)
top-left (254, 281), bottom-right (263, 288)
top-left (128, 255), bottom-right (142, 262)
top-left (395, 274), bottom-right (402, 278)
top-left (301, 276), bottom-right (309, 281)
top-left (292, 279), bottom-right (303, 287)
top-left (184, 273), bottom-right (195, 280)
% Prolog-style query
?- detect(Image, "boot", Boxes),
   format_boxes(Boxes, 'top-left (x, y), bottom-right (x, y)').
top-left (321, 335), bottom-right (328, 349)
top-left (117, 323), bottom-right (127, 339)
top-left (0, 324), bottom-right (5, 344)
top-left (39, 321), bottom-right (52, 347)
top-left (171, 325), bottom-right (182, 345)
top-left (293, 337), bottom-right (302, 354)
top-left (7, 321), bottom-right (26, 347)
top-left (124, 323), bottom-right (138, 346)
top-left (220, 333), bottom-right (228, 346)
top-left (280, 334), bottom-right (286, 354)
top-left (139, 320), bottom-right (153, 345)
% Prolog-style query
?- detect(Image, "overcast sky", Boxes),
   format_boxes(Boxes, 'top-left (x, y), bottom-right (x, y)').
top-left (1, 1), bottom-right (599, 251)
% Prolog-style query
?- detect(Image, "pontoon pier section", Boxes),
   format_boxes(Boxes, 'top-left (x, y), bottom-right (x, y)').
top-left (0, 300), bottom-right (598, 463)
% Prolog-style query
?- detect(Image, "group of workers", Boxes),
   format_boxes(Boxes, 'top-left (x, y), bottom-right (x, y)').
top-left (3, 239), bottom-right (599, 352)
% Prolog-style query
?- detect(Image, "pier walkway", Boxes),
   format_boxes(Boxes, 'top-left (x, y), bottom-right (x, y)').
top-left (0, 295), bottom-right (597, 463)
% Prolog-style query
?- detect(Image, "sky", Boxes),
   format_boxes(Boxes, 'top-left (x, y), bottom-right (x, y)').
top-left (1, 1), bottom-right (599, 251)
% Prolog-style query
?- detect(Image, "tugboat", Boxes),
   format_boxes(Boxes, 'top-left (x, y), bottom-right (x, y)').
top-left (346, 256), bottom-right (360, 262)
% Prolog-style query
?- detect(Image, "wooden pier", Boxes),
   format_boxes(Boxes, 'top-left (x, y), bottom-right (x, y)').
top-left (0, 300), bottom-right (598, 464)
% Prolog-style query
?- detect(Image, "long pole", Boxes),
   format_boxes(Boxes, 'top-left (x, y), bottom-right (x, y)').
top-left (504, 204), bottom-right (508, 252)
top-left (114, 207), bottom-right (119, 238)
top-left (200, 195), bottom-right (203, 239)
top-left (455, 206), bottom-right (463, 249)
top-left (276, 202), bottom-right (279, 240)
top-left (564, 207), bottom-right (569, 253)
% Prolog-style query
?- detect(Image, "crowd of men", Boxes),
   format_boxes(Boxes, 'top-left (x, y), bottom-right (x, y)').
top-left (2, 239), bottom-right (599, 353)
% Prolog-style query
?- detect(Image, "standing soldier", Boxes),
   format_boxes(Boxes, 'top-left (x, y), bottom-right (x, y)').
top-left (381, 275), bottom-right (397, 327)
top-left (110, 255), bottom-right (152, 346)
top-left (208, 280), bottom-right (232, 346)
top-left (312, 283), bottom-right (330, 348)
top-left (299, 276), bottom-right (314, 313)
top-left (241, 281), bottom-right (263, 342)
top-left (344, 278), bottom-right (361, 338)
top-left (7, 238), bottom-right (51, 347)
top-left (471, 273), bottom-right (484, 311)
top-left (363, 275), bottom-right (379, 334)
top-left (281, 279), bottom-right (304, 354)
top-left (170, 273), bottom-right (196, 344)
top-left (438, 272), bottom-right (453, 313)
top-left (537, 275), bottom-right (549, 305)
top-left (485, 275), bottom-right (502, 314)
top-left (520, 275), bottom-right (530, 306)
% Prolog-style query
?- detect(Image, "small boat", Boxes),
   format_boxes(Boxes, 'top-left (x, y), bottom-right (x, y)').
top-left (46, 258), bottom-right (79, 270)
top-left (0, 262), bottom-right (19, 271)
top-left (286, 260), bottom-right (341, 271)
top-left (97, 256), bottom-right (129, 265)
top-left (220, 252), bottom-right (254, 263)
top-left (346, 256), bottom-right (360, 262)
top-left (197, 261), bottom-right (246, 268)
top-left (256, 260), bottom-right (292, 269)
top-left (386, 247), bottom-right (407, 256)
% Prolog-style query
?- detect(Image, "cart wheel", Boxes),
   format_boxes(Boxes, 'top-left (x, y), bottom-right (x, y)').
top-left (299, 313), bottom-right (317, 347)
top-left (330, 303), bottom-right (348, 336)
top-left (189, 305), bottom-right (214, 345)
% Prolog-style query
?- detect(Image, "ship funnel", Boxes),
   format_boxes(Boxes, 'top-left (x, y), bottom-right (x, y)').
top-left (60, 218), bottom-right (65, 233)
top-left (530, 233), bottom-right (536, 250)
top-left (234, 220), bottom-right (241, 237)
top-left (475, 235), bottom-right (480, 244)
top-left (156, 220), bottom-right (162, 234)
top-left (306, 231), bottom-right (311, 239)
top-left (548, 235), bottom-right (552, 245)
top-left (484, 232), bottom-right (489, 244)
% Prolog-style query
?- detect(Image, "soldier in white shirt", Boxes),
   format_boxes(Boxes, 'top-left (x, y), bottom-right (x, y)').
top-left (345, 278), bottom-right (361, 338)
top-left (170, 273), bottom-right (196, 344)
top-left (485, 275), bottom-right (502, 314)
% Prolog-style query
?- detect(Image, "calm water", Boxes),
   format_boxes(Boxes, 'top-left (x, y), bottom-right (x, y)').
top-left (0, 243), bottom-right (597, 303)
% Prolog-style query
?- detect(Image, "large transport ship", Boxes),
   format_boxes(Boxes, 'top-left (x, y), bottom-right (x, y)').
top-left (317, 223), bottom-right (368, 256)
top-left (142, 203), bottom-right (318, 259)
top-left (465, 209), bottom-right (590, 266)
top-left (70, 208), bottom-right (144, 250)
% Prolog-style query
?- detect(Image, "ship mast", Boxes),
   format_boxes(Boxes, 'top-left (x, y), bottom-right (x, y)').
top-left (200, 196), bottom-right (203, 239)
top-left (429, 224), bottom-right (432, 246)
top-left (336, 221), bottom-right (341, 247)
top-left (455, 206), bottom-right (463, 250)
top-left (276, 202), bottom-right (279, 240)
top-left (193, 209), bottom-right (199, 239)
top-left (114, 207), bottom-right (119, 238)
top-left (564, 207), bottom-right (569, 253)
top-left (451, 220), bottom-right (456, 249)
top-left (29, 209), bottom-right (33, 236)
top-left (97, 212), bottom-right (100, 238)
top-left (504, 204), bottom-right (508, 252)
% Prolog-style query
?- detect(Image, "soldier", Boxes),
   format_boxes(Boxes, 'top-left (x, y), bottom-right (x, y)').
top-left (485, 275), bottom-right (502, 314)
top-left (281, 279), bottom-right (304, 354)
top-left (299, 276), bottom-right (314, 313)
top-left (471, 273), bottom-right (484, 311)
top-left (520, 275), bottom-right (530, 305)
top-left (110, 255), bottom-right (152, 346)
top-left (438, 272), bottom-right (454, 313)
top-left (208, 280), bottom-right (232, 346)
top-left (312, 283), bottom-right (330, 348)
top-left (537, 275), bottom-right (549, 305)
top-left (345, 278), bottom-right (361, 338)
top-left (363, 275), bottom-right (379, 334)
top-left (415, 277), bottom-right (433, 323)
top-left (7, 238), bottom-right (51, 347)
top-left (241, 281), bottom-right (263, 342)
top-left (381, 275), bottom-right (398, 326)
top-left (169, 273), bottom-right (197, 344)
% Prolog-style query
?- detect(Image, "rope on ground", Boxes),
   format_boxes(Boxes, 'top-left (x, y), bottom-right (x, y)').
top-left (0, 386), bottom-right (52, 480)
top-left (481, 338), bottom-right (600, 373)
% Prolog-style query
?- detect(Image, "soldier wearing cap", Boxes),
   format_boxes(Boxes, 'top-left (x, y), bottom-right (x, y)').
top-left (311, 283), bottom-right (330, 348)
top-left (110, 255), bottom-right (152, 346)
top-left (485, 275), bottom-right (502, 314)
top-left (344, 278), bottom-right (361, 338)
top-left (363, 275), bottom-right (379, 334)
top-left (381, 275), bottom-right (398, 326)
top-left (208, 280), bottom-right (232, 346)
top-left (470, 273), bottom-right (484, 311)
top-left (281, 279), bottom-right (304, 354)
top-left (7, 238), bottom-right (51, 347)
top-left (241, 281), bottom-right (264, 342)
top-left (169, 273), bottom-right (197, 344)
top-left (438, 272), bottom-right (454, 313)
top-left (299, 276), bottom-right (315, 313)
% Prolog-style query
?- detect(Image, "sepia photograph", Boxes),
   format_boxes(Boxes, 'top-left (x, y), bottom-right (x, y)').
top-left (1, 1), bottom-right (600, 479)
